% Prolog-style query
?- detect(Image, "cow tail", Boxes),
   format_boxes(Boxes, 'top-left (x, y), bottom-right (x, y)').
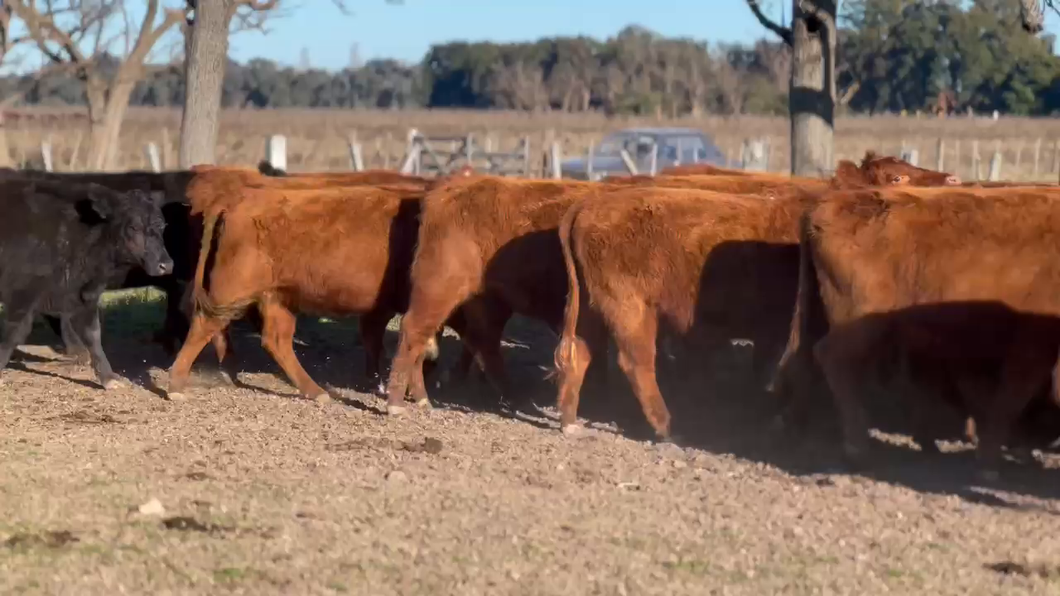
top-left (553, 200), bottom-right (586, 379)
top-left (191, 210), bottom-right (225, 319)
top-left (769, 210), bottom-right (828, 397)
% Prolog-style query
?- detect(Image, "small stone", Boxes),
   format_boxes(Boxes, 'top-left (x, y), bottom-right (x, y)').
top-left (386, 470), bottom-right (408, 483)
top-left (672, 460), bottom-right (688, 470)
top-left (138, 498), bottom-right (165, 517)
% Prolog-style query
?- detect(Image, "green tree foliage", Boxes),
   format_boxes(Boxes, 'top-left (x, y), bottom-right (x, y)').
top-left (839, 0), bottom-right (1060, 115)
top-left (2, 4), bottom-right (1059, 117)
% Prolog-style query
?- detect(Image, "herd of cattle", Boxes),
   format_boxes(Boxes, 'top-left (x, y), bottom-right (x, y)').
top-left (2, 151), bottom-right (1058, 481)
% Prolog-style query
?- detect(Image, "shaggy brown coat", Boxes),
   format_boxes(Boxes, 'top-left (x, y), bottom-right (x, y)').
top-left (772, 186), bottom-right (1060, 477)
top-left (553, 186), bottom-right (815, 438)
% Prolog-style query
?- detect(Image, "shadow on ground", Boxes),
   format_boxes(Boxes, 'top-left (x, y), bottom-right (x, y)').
top-left (13, 294), bottom-right (1060, 511)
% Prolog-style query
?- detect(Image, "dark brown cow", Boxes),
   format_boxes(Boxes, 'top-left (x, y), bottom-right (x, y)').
top-left (383, 176), bottom-right (626, 414)
top-left (771, 186), bottom-right (1060, 479)
top-left (553, 187), bottom-right (813, 439)
top-left (166, 183), bottom-right (447, 401)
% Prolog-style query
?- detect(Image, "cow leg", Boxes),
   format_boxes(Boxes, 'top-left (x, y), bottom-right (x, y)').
top-left (67, 304), bottom-right (123, 389)
top-left (59, 313), bottom-right (91, 365)
top-left (610, 312), bottom-right (671, 441)
top-left (0, 295), bottom-right (42, 384)
top-left (971, 343), bottom-right (1053, 481)
top-left (257, 298), bottom-right (328, 402)
top-left (813, 321), bottom-right (886, 465)
top-left (155, 280), bottom-right (191, 355)
top-left (167, 312), bottom-right (229, 400)
top-left (458, 295), bottom-right (514, 402)
top-left (209, 328), bottom-right (242, 385)
top-left (359, 308), bottom-right (394, 395)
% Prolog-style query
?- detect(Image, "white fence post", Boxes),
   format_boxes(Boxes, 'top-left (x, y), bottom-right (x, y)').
top-left (549, 141), bottom-right (562, 179)
top-left (145, 142), bottom-right (161, 173)
top-left (266, 134), bottom-right (287, 172)
top-left (40, 140), bottom-right (53, 172)
top-left (988, 150), bottom-right (1002, 181)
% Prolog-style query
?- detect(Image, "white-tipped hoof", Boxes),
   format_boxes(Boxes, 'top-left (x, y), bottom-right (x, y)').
top-left (312, 393), bottom-right (332, 405)
top-left (374, 382), bottom-right (387, 397)
top-left (561, 423), bottom-right (581, 436)
top-left (166, 391), bottom-right (186, 402)
top-left (103, 378), bottom-right (125, 390)
top-left (415, 398), bottom-right (432, 409)
top-left (387, 404), bottom-right (408, 416)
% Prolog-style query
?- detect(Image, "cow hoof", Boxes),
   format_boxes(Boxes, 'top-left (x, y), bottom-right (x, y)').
top-left (414, 398), bottom-right (432, 409)
top-left (102, 378), bottom-right (125, 390)
top-left (312, 393), bottom-right (332, 405)
top-left (561, 423), bottom-right (582, 436)
top-left (387, 404), bottom-right (408, 416)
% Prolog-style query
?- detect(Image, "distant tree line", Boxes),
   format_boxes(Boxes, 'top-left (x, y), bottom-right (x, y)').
top-left (4, 0), bottom-right (1060, 118)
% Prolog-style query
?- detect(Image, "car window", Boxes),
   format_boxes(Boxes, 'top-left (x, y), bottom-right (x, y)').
top-left (659, 136), bottom-right (708, 162)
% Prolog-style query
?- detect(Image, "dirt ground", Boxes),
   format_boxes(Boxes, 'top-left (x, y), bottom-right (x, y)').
top-left (3, 293), bottom-right (1060, 595)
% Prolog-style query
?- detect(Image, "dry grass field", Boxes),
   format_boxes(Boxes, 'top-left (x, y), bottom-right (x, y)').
top-left (5, 106), bottom-right (1060, 181)
top-left (3, 107), bottom-right (1060, 593)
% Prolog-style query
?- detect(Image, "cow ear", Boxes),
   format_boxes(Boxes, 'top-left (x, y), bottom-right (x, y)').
top-left (74, 185), bottom-right (114, 225)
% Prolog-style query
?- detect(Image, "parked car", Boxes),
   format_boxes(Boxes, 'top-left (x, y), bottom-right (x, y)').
top-left (560, 127), bottom-right (728, 181)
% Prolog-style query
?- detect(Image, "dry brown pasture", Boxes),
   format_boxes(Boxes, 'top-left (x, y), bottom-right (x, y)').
top-left (6, 106), bottom-right (1060, 182)
top-left (3, 285), bottom-right (1060, 594)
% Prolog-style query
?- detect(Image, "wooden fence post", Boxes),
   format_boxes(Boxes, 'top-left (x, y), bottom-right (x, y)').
top-left (972, 140), bottom-right (980, 181)
top-left (899, 145), bottom-right (918, 166)
top-left (935, 137), bottom-right (944, 172)
top-left (1033, 138), bottom-right (1042, 178)
top-left (522, 135), bottom-right (531, 177)
top-left (549, 141), bottom-right (562, 179)
top-left (144, 142), bottom-right (161, 173)
top-left (988, 149), bottom-right (1002, 181)
top-left (586, 141), bottom-right (595, 180)
top-left (399, 128), bottom-right (420, 175)
top-left (40, 139), bottom-right (52, 172)
top-left (266, 134), bottom-right (287, 171)
top-left (619, 148), bottom-right (638, 175)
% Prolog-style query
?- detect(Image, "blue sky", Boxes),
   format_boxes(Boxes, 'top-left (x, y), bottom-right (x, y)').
top-left (229, 0), bottom-right (791, 70)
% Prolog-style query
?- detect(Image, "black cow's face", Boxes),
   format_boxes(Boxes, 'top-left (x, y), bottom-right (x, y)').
top-left (115, 189), bottom-right (173, 276)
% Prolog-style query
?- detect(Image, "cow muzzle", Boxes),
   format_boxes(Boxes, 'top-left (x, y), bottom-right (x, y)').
top-left (145, 251), bottom-right (174, 277)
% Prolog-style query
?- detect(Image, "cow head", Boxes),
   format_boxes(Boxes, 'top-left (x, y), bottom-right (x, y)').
top-left (78, 185), bottom-right (173, 277)
top-left (860, 151), bottom-right (961, 187)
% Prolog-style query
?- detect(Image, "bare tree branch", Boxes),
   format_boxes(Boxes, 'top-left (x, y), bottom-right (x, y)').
top-left (745, 0), bottom-right (792, 46)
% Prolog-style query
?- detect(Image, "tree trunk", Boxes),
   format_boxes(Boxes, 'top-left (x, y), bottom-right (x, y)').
top-left (88, 78), bottom-right (138, 170)
top-left (178, 0), bottom-right (234, 168)
top-left (788, 0), bottom-right (836, 177)
top-left (83, 77), bottom-right (109, 171)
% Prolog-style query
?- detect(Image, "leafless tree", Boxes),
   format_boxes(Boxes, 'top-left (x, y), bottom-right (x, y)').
top-left (10, 0), bottom-right (186, 170)
top-left (746, 0), bottom-right (837, 176)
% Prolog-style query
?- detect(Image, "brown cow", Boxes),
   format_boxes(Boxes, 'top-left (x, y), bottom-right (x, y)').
top-left (166, 183), bottom-right (450, 401)
top-left (835, 151), bottom-right (961, 187)
top-left (553, 186), bottom-right (813, 439)
top-left (383, 176), bottom-right (627, 414)
top-left (771, 186), bottom-right (1060, 479)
